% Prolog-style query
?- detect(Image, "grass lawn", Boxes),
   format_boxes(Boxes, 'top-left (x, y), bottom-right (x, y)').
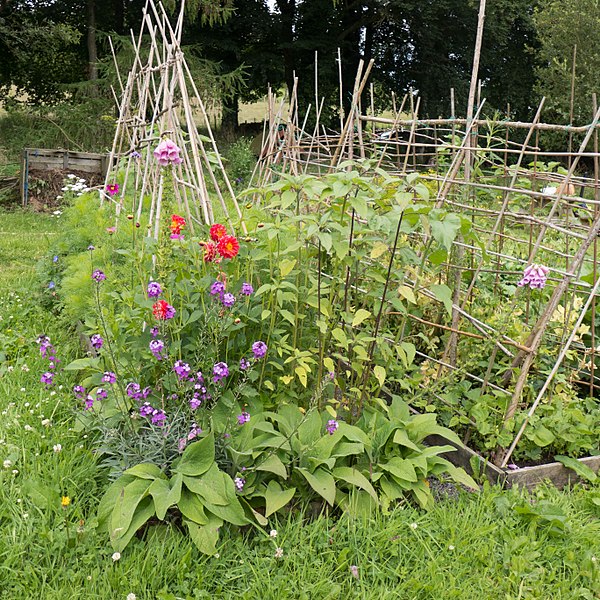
top-left (0, 207), bottom-right (599, 599)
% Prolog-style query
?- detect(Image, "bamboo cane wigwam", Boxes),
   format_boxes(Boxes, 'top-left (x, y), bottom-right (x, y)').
top-left (255, 64), bottom-right (600, 480)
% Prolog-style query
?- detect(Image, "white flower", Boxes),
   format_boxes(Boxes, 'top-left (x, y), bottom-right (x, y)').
top-left (41, 419), bottom-right (51, 427)
top-left (448, 545), bottom-right (455, 550)
top-left (20, 388), bottom-right (26, 392)
top-left (7, 366), bottom-right (14, 372)
top-left (3, 459), bottom-right (12, 469)
top-left (269, 529), bottom-right (278, 538)
top-left (274, 547), bottom-right (284, 559)
top-left (12, 469), bottom-right (18, 475)
top-left (24, 425), bottom-right (33, 432)
top-left (53, 444), bottom-right (62, 453)
top-left (22, 513), bottom-right (28, 519)
top-left (410, 522), bottom-right (418, 530)
top-left (349, 565), bottom-right (359, 579)
top-left (126, 594), bottom-right (137, 600)
top-left (21, 365), bottom-right (29, 372)
top-left (112, 552), bottom-right (121, 561)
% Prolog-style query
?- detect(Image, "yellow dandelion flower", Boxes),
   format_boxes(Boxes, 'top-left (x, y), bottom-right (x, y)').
top-left (61, 496), bottom-right (71, 507)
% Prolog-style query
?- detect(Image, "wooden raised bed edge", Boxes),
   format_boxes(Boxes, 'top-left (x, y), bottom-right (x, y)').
top-left (425, 433), bottom-right (600, 490)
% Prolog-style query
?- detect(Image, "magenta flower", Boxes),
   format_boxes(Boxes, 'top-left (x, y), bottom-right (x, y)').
top-left (151, 409), bottom-right (166, 426)
top-left (241, 282), bottom-right (254, 296)
top-left (326, 419), bottom-right (339, 435)
top-left (126, 382), bottom-right (142, 400)
top-left (149, 339), bottom-right (165, 360)
top-left (153, 138), bottom-right (183, 166)
top-left (173, 360), bottom-right (191, 380)
top-left (105, 183), bottom-right (119, 196)
top-left (84, 395), bottom-right (94, 410)
top-left (92, 269), bottom-right (106, 282)
top-left (73, 385), bottom-right (86, 398)
top-left (252, 341), bottom-right (267, 359)
top-left (147, 281), bottom-right (162, 298)
top-left (139, 402), bottom-right (153, 417)
top-left (239, 358), bottom-right (251, 371)
top-left (517, 264), bottom-right (549, 289)
top-left (210, 281), bottom-right (225, 297)
top-left (96, 388), bottom-right (108, 400)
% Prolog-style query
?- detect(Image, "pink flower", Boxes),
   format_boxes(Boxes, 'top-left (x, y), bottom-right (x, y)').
top-left (517, 264), bottom-right (549, 289)
top-left (105, 183), bottom-right (119, 196)
top-left (153, 138), bottom-right (183, 166)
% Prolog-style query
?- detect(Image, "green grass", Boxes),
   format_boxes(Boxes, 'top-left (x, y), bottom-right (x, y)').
top-left (0, 208), bottom-right (599, 599)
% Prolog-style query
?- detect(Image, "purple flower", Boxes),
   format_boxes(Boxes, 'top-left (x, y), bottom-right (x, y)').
top-left (196, 371), bottom-right (204, 383)
top-left (151, 409), bottom-right (166, 426)
top-left (190, 396), bottom-right (202, 410)
top-left (150, 326), bottom-right (159, 338)
top-left (252, 341), bottom-right (267, 360)
top-left (131, 151), bottom-right (141, 159)
top-left (73, 385), bottom-right (86, 398)
top-left (48, 281), bottom-right (55, 290)
top-left (149, 339), bottom-right (165, 360)
top-left (96, 388), bottom-right (108, 400)
top-left (234, 477), bottom-right (245, 492)
top-left (126, 382), bottom-right (142, 400)
top-left (213, 361), bottom-right (229, 383)
top-left (90, 334), bottom-right (104, 350)
top-left (40, 372), bottom-right (54, 386)
top-left (326, 419), bottom-right (339, 435)
top-left (142, 386), bottom-right (152, 399)
top-left (210, 281), bottom-right (225, 297)
top-left (53, 255), bottom-right (59, 263)
top-left (239, 358), bottom-right (251, 371)
top-left (517, 264), bottom-right (549, 290)
top-left (147, 281), bottom-right (162, 298)
top-left (92, 269), bottom-right (106, 282)
top-left (139, 402), bottom-right (153, 417)
top-left (102, 371), bottom-right (116, 384)
top-left (84, 395), bottom-right (94, 410)
top-left (187, 423), bottom-right (201, 440)
top-left (241, 282), bottom-right (254, 296)
top-left (87, 245), bottom-right (95, 251)
top-left (173, 360), bottom-right (191, 380)
top-left (222, 292), bottom-right (236, 308)
top-left (237, 411), bottom-right (250, 425)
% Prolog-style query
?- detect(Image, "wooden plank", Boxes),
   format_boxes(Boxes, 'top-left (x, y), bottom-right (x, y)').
top-left (24, 148), bottom-right (107, 160)
top-left (505, 455), bottom-right (600, 490)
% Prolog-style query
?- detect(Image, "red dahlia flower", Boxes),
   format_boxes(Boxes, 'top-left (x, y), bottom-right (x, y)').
top-left (217, 235), bottom-right (239, 259)
top-left (170, 214), bottom-right (186, 235)
top-left (209, 223), bottom-right (227, 241)
top-left (152, 300), bottom-right (175, 320)
top-left (202, 241), bottom-right (217, 262)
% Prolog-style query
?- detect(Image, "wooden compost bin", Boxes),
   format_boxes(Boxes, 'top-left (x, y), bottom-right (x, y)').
top-left (21, 148), bottom-right (109, 206)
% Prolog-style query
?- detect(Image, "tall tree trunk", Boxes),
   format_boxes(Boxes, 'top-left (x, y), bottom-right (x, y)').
top-left (87, 0), bottom-right (98, 82)
top-left (221, 94), bottom-right (240, 134)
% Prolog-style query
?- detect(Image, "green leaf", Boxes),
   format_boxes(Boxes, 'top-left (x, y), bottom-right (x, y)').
top-left (380, 458), bottom-right (418, 482)
top-left (97, 475), bottom-right (135, 532)
top-left (110, 478), bottom-right (152, 542)
top-left (148, 478), bottom-right (178, 520)
top-left (555, 456), bottom-right (598, 483)
top-left (397, 285), bottom-right (416, 304)
top-left (296, 467), bottom-right (336, 506)
top-left (200, 473), bottom-right (248, 526)
top-left (351, 309), bottom-right (372, 327)
top-left (178, 487), bottom-right (209, 524)
top-left (256, 454), bottom-right (288, 479)
top-left (333, 467), bottom-right (378, 502)
top-left (183, 464), bottom-right (228, 506)
top-left (174, 434), bottom-right (215, 477)
top-left (264, 480), bottom-right (296, 517)
top-left (185, 514), bottom-right (223, 556)
top-left (430, 284), bottom-right (453, 316)
top-left (430, 213), bottom-right (461, 250)
top-left (370, 242), bottom-right (388, 259)
top-left (124, 463), bottom-right (166, 481)
top-left (531, 424), bottom-right (555, 447)
top-left (279, 258), bottom-right (297, 277)
top-left (111, 496), bottom-right (155, 553)
top-left (443, 463), bottom-right (480, 491)
top-left (373, 365), bottom-right (386, 387)
top-left (64, 357), bottom-right (100, 371)
top-left (393, 429), bottom-right (422, 452)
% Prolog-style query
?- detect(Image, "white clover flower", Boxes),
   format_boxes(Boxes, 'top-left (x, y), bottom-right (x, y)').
top-left (7, 366), bottom-right (14, 372)
top-left (448, 545), bottom-right (455, 550)
top-left (112, 552), bottom-right (121, 561)
top-left (126, 594), bottom-right (137, 600)
top-left (53, 444), bottom-right (62, 453)
top-left (41, 419), bottom-right (51, 427)
top-left (269, 529), bottom-right (278, 538)
top-left (274, 547), bottom-right (284, 559)
top-left (24, 425), bottom-right (33, 432)
top-left (410, 522), bottom-right (418, 530)
top-left (12, 469), bottom-right (18, 475)
top-left (3, 459), bottom-right (12, 469)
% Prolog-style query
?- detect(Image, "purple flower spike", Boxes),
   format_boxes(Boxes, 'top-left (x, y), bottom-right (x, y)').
top-left (126, 382), bottom-right (142, 400)
top-left (213, 361), bottom-right (229, 383)
top-left (234, 477), bottom-right (245, 492)
top-left (73, 385), bottom-right (86, 398)
top-left (151, 409), bottom-right (166, 426)
top-left (102, 371), bottom-right (116, 384)
top-left (149, 339), bottom-right (165, 360)
top-left (173, 360), bottom-right (191, 380)
top-left (239, 358), bottom-right (251, 371)
top-left (96, 388), bottom-right (108, 400)
top-left (92, 269), bottom-right (106, 282)
top-left (90, 334), bottom-right (104, 350)
top-left (150, 326), bottom-right (159, 338)
top-left (222, 292), bottom-right (236, 308)
top-left (41, 372), bottom-right (54, 386)
top-left (189, 397), bottom-right (201, 410)
top-left (84, 395), bottom-right (94, 410)
top-left (326, 419), bottom-right (339, 435)
top-left (237, 411), bottom-right (250, 425)
top-left (139, 402), bottom-right (153, 417)
top-left (251, 341), bottom-right (268, 360)
top-left (147, 281), bottom-right (162, 298)
top-left (241, 282), bottom-right (254, 296)
top-left (517, 264), bottom-right (549, 290)
top-left (210, 281), bottom-right (225, 297)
